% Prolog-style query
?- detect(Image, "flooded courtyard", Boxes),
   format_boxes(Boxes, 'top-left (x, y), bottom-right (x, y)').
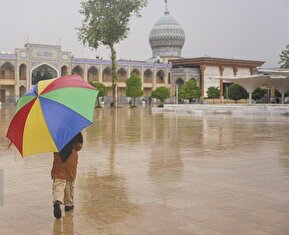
top-left (1, 104), bottom-right (289, 234)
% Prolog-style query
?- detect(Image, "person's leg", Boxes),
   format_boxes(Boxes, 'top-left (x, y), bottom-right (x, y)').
top-left (64, 180), bottom-right (75, 211)
top-left (52, 179), bottom-right (66, 219)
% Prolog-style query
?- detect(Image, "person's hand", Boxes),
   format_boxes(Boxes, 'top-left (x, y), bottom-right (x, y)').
top-left (75, 143), bottom-right (83, 151)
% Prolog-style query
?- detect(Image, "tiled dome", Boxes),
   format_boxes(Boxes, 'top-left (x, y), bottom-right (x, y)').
top-left (149, 12), bottom-right (185, 58)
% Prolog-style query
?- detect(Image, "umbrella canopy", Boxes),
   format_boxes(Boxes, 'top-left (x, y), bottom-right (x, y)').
top-left (6, 74), bottom-right (99, 157)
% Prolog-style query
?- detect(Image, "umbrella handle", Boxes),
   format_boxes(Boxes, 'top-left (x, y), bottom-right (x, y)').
top-left (8, 141), bottom-right (13, 149)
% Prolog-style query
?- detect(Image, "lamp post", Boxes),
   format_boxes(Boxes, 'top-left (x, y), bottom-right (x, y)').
top-left (226, 85), bottom-right (229, 103)
top-left (176, 84), bottom-right (179, 104)
top-left (116, 83), bottom-right (118, 108)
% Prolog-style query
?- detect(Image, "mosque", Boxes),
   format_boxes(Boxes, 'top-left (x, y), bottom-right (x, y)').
top-left (0, 2), bottom-right (264, 103)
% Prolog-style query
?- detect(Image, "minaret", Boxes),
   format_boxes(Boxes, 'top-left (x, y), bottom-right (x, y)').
top-left (165, 0), bottom-right (169, 13)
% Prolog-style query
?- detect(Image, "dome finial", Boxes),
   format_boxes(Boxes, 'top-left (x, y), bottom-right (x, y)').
top-left (165, 0), bottom-right (169, 13)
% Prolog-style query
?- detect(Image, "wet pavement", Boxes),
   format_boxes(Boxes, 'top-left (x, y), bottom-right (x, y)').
top-left (0, 104), bottom-right (289, 234)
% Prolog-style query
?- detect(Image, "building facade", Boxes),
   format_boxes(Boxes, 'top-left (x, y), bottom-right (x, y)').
top-left (0, 43), bottom-right (171, 103)
top-left (170, 57), bottom-right (264, 99)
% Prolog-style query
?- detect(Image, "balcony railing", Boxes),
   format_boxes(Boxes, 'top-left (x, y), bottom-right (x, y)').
top-left (20, 76), bottom-right (27, 80)
top-left (144, 78), bottom-right (153, 83)
top-left (156, 78), bottom-right (164, 83)
top-left (0, 76), bottom-right (15, 80)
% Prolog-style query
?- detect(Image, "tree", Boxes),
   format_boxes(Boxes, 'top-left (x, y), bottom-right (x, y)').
top-left (252, 87), bottom-right (266, 102)
top-left (179, 80), bottom-right (201, 103)
top-left (151, 86), bottom-right (170, 107)
top-left (125, 73), bottom-right (144, 107)
top-left (77, 0), bottom-right (148, 108)
top-left (228, 84), bottom-right (248, 103)
top-left (89, 82), bottom-right (108, 107)
top-left (279, 44), bottom-right (289, 68)
top-left (207, 86), bottom-right (220, 104)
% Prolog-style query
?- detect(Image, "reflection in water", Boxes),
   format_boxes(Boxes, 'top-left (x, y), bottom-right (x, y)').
top-left (1, 105), bottom-right (289, 233)
top-left (78, 108), bottom-right (142, 224)
top-left (53, 213), bottom-right (74, 234)
top-left (149, 114), bottom-right (183, 182)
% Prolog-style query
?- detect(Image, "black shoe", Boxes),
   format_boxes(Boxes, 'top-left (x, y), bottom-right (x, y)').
top-left (53, 201), bottom-right (62, 219)
top-left (65, 205), bottom-right (74, 212)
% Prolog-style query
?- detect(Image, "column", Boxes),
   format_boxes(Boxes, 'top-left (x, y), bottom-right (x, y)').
top-left (219, 66), bottom-right (224, 103)
top-left (127, 66), bottom-right (131, 78)
top-left (99, 64), bottom-right (103, 83)
top-left (14, 63), bottom-right (20, 102)
top-left (141, 67), bottom-right (144, 89)
top-left (83, 64), bottom-right (88, 81)
top-left (164, 68), bottom-right (169, 86)
top-left (200, 65), bottom-right (206, 98)
top-left (153, 67), bottom-right (157, 90)
top-left (233, 66), bottom-right (238, 76)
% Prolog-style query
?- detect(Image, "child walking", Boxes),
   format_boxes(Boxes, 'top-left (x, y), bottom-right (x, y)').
top-left (51, 132), bottom-right (83, 219)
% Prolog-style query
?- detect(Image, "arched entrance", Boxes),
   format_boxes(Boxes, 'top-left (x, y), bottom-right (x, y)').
top-left (61, 66), bottom-right (68, 76)
top-left (19, 86), bottom-right (26, 97)
top-left (176, 78), bottom-right (184, 86)
top-left (32, 64), bottom-right (58, 85)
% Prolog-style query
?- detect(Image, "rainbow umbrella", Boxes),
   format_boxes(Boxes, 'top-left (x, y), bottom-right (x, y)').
top-left (6, 74), bottom-right (99, 157)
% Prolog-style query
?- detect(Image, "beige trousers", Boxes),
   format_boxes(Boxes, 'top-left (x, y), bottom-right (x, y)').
top-left (52, 179), bottom-right (75, 206)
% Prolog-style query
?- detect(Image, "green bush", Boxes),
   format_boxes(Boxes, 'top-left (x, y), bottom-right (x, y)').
top-left (207, 86), bottom-right (220, 103)
top-left (89, 82), bottom-right (108, 107)
top-left (179, 80), bottom-right (201, 103)
top-left (151, 86), bottom-right (170, 106)
top-left (126, 73), bottom-right (144, 107)
top-left (228, 84), bottom-right (248, 102)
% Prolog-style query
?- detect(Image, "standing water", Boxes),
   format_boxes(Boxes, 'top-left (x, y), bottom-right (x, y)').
top-left (0, 105), bottom-right (289, 234)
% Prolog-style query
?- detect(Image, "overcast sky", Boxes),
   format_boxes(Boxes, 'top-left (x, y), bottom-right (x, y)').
top-left (0, 0), bottom-right (288, 67)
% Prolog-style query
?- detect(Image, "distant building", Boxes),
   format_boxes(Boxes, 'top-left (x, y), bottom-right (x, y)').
top-left (170, 57), bottom-right (264, 98)
top-left (0, 2), bottom-right (265, 103)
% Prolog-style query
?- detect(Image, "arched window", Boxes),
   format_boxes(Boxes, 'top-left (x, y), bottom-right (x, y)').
top-left (71, 66), bottom-right (84, 78)
top-left (156, 70), bottom-right (165, 83)
top-left (103, 67), bottom-right (112, 82)
top-left (131, 68), bottom-right (141, 77)
top-left (19, 86), bottom-right (26, 97)
top-left (144, 69), bottom-right (153, 83)
top-left (0, 62), bottom-right (15, 80)
top-left (88, 66), bottom-right (99, 82)
top-left (117, 68), bottom-right (127, 82)
top-left (19, 64), bottom-right (27, 80)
